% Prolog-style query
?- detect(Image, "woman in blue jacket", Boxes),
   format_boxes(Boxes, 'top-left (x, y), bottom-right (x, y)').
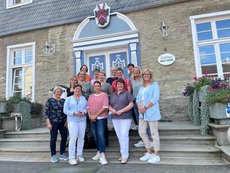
top-left (136, 69), bottom-right (161, 164)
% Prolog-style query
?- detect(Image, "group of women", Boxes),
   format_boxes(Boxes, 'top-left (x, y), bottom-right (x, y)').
top-left (44, 64), bottom-right (161, 165)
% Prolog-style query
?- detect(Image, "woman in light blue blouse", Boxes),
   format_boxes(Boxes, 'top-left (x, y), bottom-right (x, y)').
top-left (63, 84), bottom-right (88, 165)
top-left (136, 69), bottom-right (161, 164)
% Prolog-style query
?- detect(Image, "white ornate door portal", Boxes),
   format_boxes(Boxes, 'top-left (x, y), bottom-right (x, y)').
top-left (72, 10), bottom-right (140, 77)
top-left (87, 49), bottom-right (128, 77)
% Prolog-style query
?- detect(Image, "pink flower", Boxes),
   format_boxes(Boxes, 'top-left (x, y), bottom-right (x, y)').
top-left (204, 72), bottom-right (209, 76)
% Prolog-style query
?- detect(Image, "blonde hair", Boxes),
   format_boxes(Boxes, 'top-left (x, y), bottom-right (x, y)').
top-left (70, 75), bottom-right (76, 81)
top-left (133, 66), bottom-right (142, 79)
top-left (69, 75), bottom-right (77, 87)
top-left (142, 68), bottom-right (154, 86)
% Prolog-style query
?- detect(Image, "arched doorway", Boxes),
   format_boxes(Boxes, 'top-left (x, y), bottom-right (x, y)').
top-left (72, 11), bottom-right (140, 77)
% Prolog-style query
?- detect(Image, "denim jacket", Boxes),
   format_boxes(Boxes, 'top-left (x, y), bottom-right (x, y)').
top-left (136, 82), bottom-right (161, 121)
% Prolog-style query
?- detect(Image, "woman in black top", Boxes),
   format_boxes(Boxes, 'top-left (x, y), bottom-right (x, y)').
top-left (45, 86), bottom-right (68, 163)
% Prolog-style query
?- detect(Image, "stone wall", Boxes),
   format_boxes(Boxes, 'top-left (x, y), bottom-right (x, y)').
top-left (0, 0), bottom-right (229, 121)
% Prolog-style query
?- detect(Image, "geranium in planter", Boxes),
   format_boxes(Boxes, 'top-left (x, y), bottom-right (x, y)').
top-left (207, 79), bottom-right (230, 124)
top-left (193, 73), bottom-right (212, 91)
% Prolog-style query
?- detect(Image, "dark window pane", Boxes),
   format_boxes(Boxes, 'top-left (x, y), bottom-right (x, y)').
top-left (197, 32), bottom-right (213, 41)
top-left (217, 29), bottom-right (230, 38)
top-left (216, 19), bottom-right (230, 29)
top-left (196, 22), bottom-right (211, 32)
top-left (223, 64), bottom-right (230, 73)
top-left (15, 0), bottom-right (22, 4)
top-left (201, 65), bottom-right (217, 75)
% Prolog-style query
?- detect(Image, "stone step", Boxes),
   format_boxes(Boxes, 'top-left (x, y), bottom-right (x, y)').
top-left (0, 129), bottom-right (6, 138)
top-left (4, 121), bottom-right (201, 138)
top-left (0, 134), bottom-right (216, 146)
top-left (0, 152), bottom-right (226, 165)
top-left (1, 121), bottom-right (225, 165)
top-left (0, 143), bottom-right (221, 158)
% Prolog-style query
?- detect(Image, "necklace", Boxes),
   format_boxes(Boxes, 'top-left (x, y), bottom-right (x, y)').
top-left (74, 96), bottom-right (80, 105)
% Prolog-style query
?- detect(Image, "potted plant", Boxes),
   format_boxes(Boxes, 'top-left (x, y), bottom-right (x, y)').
top-left (193, 73), bottom-right (212, 101)
top-left (207, 79), bottom-right (230, 123)
top-left (207, 79), bottom-right (230, 145)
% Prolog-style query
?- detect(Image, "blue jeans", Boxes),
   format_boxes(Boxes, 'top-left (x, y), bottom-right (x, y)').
top-left (50, 122), bottom-right (67, 156)
top-left (90, 119), bottom-right (107, 153)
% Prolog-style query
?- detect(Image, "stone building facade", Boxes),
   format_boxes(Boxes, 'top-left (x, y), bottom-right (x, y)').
top-left (0, 0), bottom-right (229, 121)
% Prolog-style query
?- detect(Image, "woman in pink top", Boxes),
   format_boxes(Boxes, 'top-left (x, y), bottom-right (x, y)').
top-left (87, 81), bottom-right (109, 165)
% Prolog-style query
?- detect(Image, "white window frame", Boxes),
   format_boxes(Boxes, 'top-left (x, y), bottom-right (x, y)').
top-left (6, 42), bottom-right (36, 101)
top-left (190, 10), bottom-right (230, 79)
top-left (6, 0), bottom-right (32, 9)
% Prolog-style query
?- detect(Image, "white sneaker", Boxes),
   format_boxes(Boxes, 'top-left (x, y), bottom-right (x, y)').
top-left (140, 153), bottom-right (153, 161)
top-left (68, 159), bottom-right (77, 165)
top-left (134, 140), bottom-right (145, 148)
top-left (77, 155), bottom-right (85, 162)
top-left (147, 154), bottom-right (160, 164)
top-left (92, 151), bottom-right (100, 161)
top-left (99, 153), bottom-right (108, 165)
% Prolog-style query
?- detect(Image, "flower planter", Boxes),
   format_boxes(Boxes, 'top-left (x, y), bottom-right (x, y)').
top-left (209, 103), bottom-right (230, 125)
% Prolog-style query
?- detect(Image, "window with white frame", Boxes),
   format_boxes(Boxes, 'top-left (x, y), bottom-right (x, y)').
top-left (6, 43), bottom-right (35, 101)
top-left (6, 0), bottom-right (32, 9)
top-left (190, 11), bottom-right (230, 79)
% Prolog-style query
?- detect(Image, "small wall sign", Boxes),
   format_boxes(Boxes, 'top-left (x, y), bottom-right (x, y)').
top-left (158, 53), bottom-right (176, 66)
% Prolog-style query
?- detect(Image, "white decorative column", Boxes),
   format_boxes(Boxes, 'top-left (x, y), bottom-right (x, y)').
top-left (129, 43), bottom-right (138, 66)
top-left (74, 50), bottom-right (82, 75)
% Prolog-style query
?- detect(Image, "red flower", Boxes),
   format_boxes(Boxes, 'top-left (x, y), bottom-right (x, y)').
top-left (193, 76), bottom-right (197, 80)
top-left (204, 72), bottom-right (209, 76)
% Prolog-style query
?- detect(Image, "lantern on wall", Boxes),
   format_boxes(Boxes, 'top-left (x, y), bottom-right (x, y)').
top-left (43, 42), bottom-right (55, 55)
top-left (160, 21), bottom-right (169, 39)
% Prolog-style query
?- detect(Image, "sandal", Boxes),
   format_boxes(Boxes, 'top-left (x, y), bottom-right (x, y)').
top-left (121, 158), bottom-right (128, 164)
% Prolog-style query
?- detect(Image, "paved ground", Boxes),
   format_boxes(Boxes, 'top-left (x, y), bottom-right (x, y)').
top-left (0, 161), bottom-right (229, 173)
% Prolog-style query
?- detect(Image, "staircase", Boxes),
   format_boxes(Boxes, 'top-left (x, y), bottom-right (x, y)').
top-left (0, 121), bottom-right (227, 165)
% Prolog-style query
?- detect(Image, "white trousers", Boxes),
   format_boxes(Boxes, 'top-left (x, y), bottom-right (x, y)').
top-left (112, 119), bottom-right (131, 159)
top-left (67, 121), bottom-right (86, 159)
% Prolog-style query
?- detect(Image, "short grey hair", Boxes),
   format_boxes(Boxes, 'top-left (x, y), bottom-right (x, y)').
top-left (53, 86), bottom-right (63, 94)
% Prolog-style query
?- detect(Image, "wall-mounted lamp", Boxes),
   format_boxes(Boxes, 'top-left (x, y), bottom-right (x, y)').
top-left (43, 41), bottom-right (55, 55)
top-left (160, 21), bottom-right (169, 39)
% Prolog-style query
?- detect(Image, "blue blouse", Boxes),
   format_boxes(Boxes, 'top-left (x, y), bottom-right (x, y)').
top-left (136, 82), bottom-right (161, 121)
top-left (44, 98), bottom-right (67, 124)
top-left (63, 95), bottom-right (88, 122)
